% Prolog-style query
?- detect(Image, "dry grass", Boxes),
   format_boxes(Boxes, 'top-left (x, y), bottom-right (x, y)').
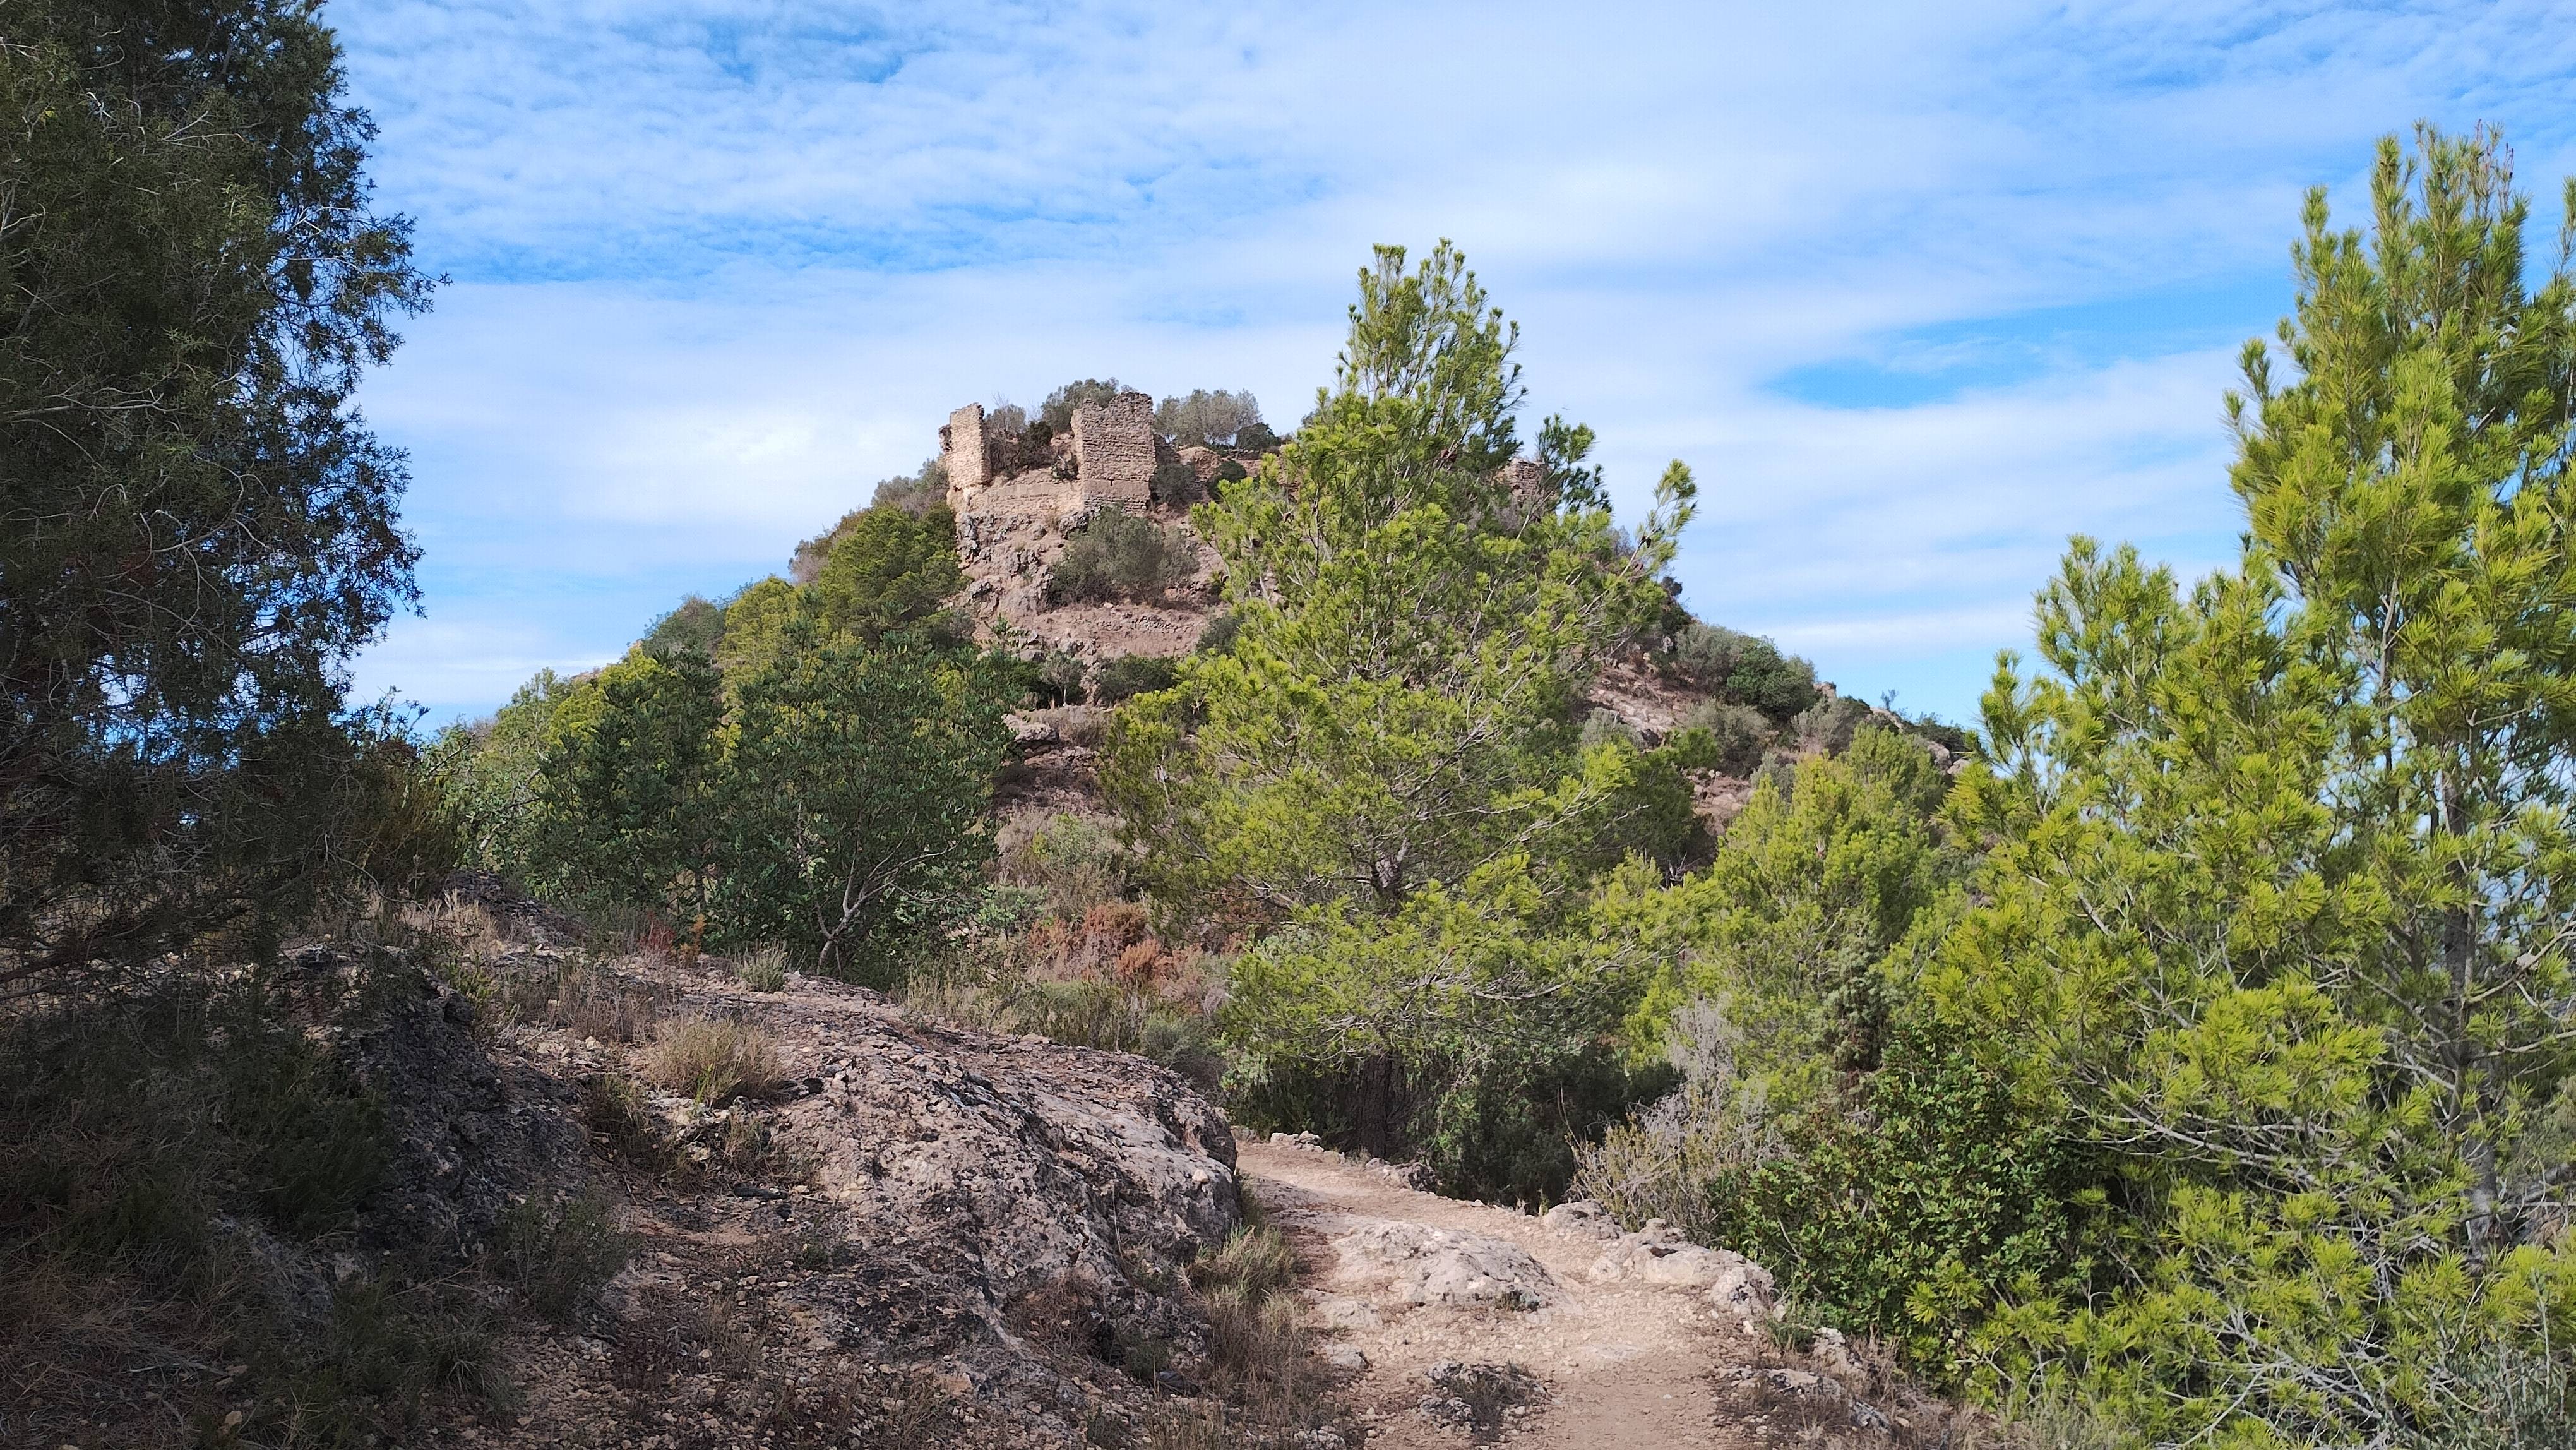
top-left (1027, 703), bottom-right (1111, 747)
top-left (490, 954), bottom-right (674, 1043)
top-left (640, 1016), bottom-right (783, 1105)
top-left (1182, 1222), bottom-right (1347, 1445)
top-left (733, 942), bottom-right (790, 992)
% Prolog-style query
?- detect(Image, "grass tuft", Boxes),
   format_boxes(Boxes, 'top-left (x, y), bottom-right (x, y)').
top-left (640, 1016), bottom-right (783, 1105)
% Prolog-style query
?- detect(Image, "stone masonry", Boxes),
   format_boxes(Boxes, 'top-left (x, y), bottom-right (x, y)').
top-left (942, 402), bottom-right (989, 503)
top-left (1070, 391), bottom-right (1156, 510)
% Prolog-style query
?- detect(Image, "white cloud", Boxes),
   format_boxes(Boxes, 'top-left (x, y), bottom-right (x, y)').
top-left (335, 0), bottom-right (2576, 722)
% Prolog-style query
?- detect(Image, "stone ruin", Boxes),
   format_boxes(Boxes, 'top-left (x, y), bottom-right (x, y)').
top-left (941, 392), bottom-right (1159, 514)
top-left (1068, 391), bottom-right (1155, 510)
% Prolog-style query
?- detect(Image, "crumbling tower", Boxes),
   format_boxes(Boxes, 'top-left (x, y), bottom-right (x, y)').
top-left (1068, 392), bottom-right (1156, 511)
top-left (941, 402), bottom-right (990, 510)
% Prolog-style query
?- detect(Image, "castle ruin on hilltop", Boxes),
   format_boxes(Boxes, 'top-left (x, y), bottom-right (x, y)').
top-left (941, 392), bottom-right (1156, 515)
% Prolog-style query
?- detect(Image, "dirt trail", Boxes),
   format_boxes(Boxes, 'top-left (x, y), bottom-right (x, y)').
top-left (1239, 1140), bottom-right (1755, 1449)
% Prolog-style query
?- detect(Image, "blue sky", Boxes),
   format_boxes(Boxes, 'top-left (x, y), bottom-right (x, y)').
top-left (337, 0), bottom-right (2576, 727)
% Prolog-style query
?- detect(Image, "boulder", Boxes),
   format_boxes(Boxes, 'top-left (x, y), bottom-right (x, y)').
top-left (1339, 1222), bottom-right (1556, 1310)
top-left (1538, 1199), bottom-right (1621, 1242)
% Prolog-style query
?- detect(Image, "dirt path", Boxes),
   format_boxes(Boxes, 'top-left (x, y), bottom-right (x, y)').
top-left (1239, 1140), bottom-right (1753, 1449)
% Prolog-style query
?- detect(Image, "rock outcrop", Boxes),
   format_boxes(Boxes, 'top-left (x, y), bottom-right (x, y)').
top-left (1338, 1221), bottom-right (1557, 1310)
top-left (345, 938), bottom-right (1249, 1448)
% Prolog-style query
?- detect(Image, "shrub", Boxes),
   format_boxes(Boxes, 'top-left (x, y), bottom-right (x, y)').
top-left (996, 810), bottom-right (1131, 918)
top-left (1212, 457), bottom-right (1251, 491)
top-left (1234, 421), bottom-right (1282, 453)
top-left (1049, 506), bottom-right (1196, 604)
top-left (1094, 654), bottom-right (1181, 704)
top-left (713, 642), bottom-right (1013, 980)
top-left (1195, 611), bottom-right (1242, 656)
top-left (641, 594), bottom-right (727, 656)
top-left (0, 975), bottom-right (504, 1445)
top-left (1153, 459), bottom-right (1203, 505)
top-left (1041, 377), bottom-right (1127, 433)
top-left (1705, 1013), bottom-right (2095, 1370)
top-left (807, 502), bottom-right (967, 643)
top-left (1667, 621), bottom-right (1820, 722)
top-left (493, 1191), bottom-right (629, 1322)
top-left (1681, 699), bottom-right (1774, 776)
top-left (641, 1017), bottom-right (783, 1105)
top-left (1792, 692), bottom-right (1873, 755)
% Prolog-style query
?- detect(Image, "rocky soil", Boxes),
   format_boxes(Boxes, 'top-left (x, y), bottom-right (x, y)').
top-left (395, 947), bottom-right (1256, 1449)
top-left (1241, 1137), bottom-right (1966, 1449)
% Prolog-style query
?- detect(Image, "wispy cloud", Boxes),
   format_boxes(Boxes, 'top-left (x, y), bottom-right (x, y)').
top-left (337, 0), bottom-right (2576, 722)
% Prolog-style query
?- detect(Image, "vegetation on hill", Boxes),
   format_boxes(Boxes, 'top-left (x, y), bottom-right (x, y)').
top-left (1578, 126), bottom-right (2576, 1447)
top-left (16, 6), bottom-right (2561, 1437)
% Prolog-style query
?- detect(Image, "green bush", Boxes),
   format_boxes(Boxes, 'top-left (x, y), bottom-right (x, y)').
top-left (1707, 1012), bottom-right (2098, 1369)
top-left (1154, 388), bottom-right (1262, 447)
top-left (1792, 693), bottom-right (1873, 755)
top-left (1153, 459), bottom-right (1203, 505)
top-left (1681, 700), bottom-right (1773, 776)
top-left (1195, 611), bottom-right (1242, 656)
top-left (1049, 506), bottom-right (1196, 604)
top-left (641, 594), bottom-right (727, 657)
top-left (997, 811), bottom-right (1130, 918)
top-left (1094, 654), bottom-right (1181, 704)
top-left (1667, 621), bottom-right (1820, 722)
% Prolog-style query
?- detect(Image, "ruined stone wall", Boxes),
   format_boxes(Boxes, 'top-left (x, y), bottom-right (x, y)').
top-left (943, 402), bottom-right (989, 505)
top-left (1071, 391), bottom-right (1156, 510)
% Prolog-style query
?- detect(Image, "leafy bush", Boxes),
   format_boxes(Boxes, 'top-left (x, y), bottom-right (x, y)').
top-left (714, 642), bottom-right (1014, 978)
top-left (522, 648), bottom-right (726, 923)
top-left (1709, 1012), bottom-right (2097, 1367)
top-left (1153, 458), bottom-right (1203, 505)
top-left (1682, 698), bottom-right (1774, 775)
top-left (641, 594), bottom-right (727, 657)
top-left (1094, 654), bottom-right (1181, 704)
top-left (1049, 506), bottom-right (1197, 604)
top-left (1667, 621), bottom-right (1821, 722)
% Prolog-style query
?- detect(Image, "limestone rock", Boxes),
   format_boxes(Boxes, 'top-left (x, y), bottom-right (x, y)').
top-left (1340, 1222), bottom-right (1556, 1309)
top-left (1538, 1199), bottom-right (1621, 1242)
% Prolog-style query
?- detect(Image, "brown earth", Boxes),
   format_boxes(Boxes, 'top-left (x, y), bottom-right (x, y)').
top-left (1239, 1140), bottom-right (1966, 1450)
